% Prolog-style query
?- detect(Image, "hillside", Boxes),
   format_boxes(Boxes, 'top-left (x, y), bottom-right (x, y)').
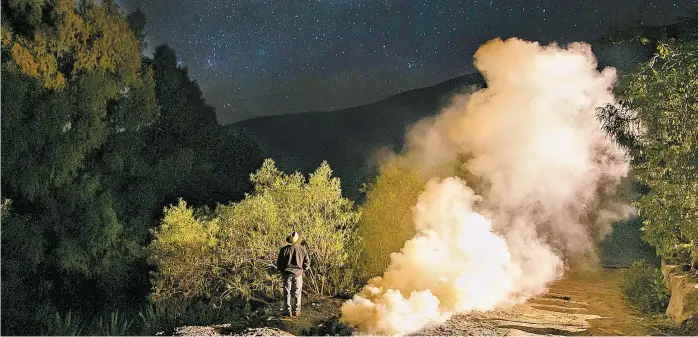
top-left (228, 73), bottom-right (486, 200)
top-left (226, 36), bottom-right (662, 200)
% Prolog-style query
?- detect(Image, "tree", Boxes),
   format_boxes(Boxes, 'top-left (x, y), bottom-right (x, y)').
top-left (146, 44), bottom-right (263, 207)
top-left (148, 200), bottom-right (220, 302)
top-left (357, 164), bottom-right (425, 278)
top-left (2, 1), bottom-right (264, 333)
top-left (2, 0), bottom-right (153, 313)
top-left (3, 0), bottom-right (142, 89)
top-left (126, 7), bottom-right (148, 49)
top-left (149, 160), bottom-right (362, 304)
top-left (599, 24), bottom-right (698, 268)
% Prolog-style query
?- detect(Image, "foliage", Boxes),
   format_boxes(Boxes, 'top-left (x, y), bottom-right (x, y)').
top-left (136, 299), bottom-right (244, 336)
top-left (357, 164), bottom-right (425, 278)
top-left (148, 200), bottom-right (220, 301)
top-left (149, 160), bottom-right (362, 303)
top-left (92, 311), bottom-right (135, 336)
top-left (1, 1), bottom-right (262, 334)
top-left (599, 23), bottom-right (698, 265)
top-left (44, 311), bottom-right (84, 336)
top-left (146, 45), bottom-right (264, 207)
top-left (137, 302), bottom-right (180, 335)
top-left (1, 1), bottom-right (152, 328)
top-left (3, 0), bottom-right (142, 89)
top-left (599, 217), bottom-right (660, 267)
top-left (621, 260), bottom-right (670, 314)
top-left (303, 316), bottom-right (355, 336)
top-left (40, 299), bottom-right (245, 336)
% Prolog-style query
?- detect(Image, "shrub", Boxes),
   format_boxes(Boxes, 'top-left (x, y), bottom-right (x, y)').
top-left (599, 37), bottom-right (698, 266)
top-left (137, 300), bottom-right (189, 335)
top-left (621, 260), bottom-right (669, 314)
top-left (149, 159), bottom-right (362, 304)
top-left (44, 311), bottom-right (84, 336)
top-left (357, 164), bottom-right (425, 278)
top-left (96, 311), bottom-right (135, 336)
top-left (303, 316), bottom-right (355, 336)
top-left (148, 200), bottom-right (220, 302)
top-left (136, 299), bottom-right (245, 335)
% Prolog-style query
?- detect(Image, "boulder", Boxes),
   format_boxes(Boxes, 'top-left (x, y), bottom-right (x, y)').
top-left (172, 324), bottom-right (293, 336)
top-left (173, 324), bottom-right (236, 336)
top-left (661, 261), bottom-right (698, 328)
top-left (232, 327), bottom-right (295, 336)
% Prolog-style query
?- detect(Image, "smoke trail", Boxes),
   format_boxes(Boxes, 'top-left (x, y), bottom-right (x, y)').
top-left (341, 38), bottom-right (631, 335)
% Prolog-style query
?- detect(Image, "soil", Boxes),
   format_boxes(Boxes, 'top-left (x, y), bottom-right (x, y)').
top-left (257, 296), bottom-right (347, 336)
top-left (173, 268), bottom-right (688, 336)
top-left (414, 268), bottom-right (676, 336)
top-left (173, 325), bottom-right (293, 336)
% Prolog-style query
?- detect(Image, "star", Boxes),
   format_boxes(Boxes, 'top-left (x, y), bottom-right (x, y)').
top-left (119, 0), bottom-right (698, 124)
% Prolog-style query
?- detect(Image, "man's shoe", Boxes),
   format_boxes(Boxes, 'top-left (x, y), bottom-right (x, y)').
top-left (294, 311), bottom-right (301, 318)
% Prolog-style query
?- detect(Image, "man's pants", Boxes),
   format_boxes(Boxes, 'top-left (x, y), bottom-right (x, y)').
top-left (282, 273), bottom-right (303, 314)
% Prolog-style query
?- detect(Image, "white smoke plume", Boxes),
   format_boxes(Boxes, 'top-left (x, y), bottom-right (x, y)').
top-left (341, 38), bottom-right (632, 335)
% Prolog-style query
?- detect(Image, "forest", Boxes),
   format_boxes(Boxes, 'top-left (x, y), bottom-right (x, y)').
top-left (1, 0), bottom-right (263, 334)
top-left (1, 0), bottom-right (697, 335)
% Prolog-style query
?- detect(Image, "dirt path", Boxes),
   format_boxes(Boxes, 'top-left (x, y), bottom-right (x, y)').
top-left (415, 269), bottom-right (664, 336)
top-left (176, 269), bottom-right (671, 336)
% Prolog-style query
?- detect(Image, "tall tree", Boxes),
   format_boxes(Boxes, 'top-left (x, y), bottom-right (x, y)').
top-left (1, 0), bottom-right (156, 332)
top-left (599, 17), bottom-right (698, 268)
top-left (147, 44), bottom-right (263, 207)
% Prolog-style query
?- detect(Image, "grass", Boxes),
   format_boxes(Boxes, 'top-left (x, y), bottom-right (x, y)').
top-left (41, 298), bottom-right (252, 336)
top-left (620, 260), bottom-right (669, 314)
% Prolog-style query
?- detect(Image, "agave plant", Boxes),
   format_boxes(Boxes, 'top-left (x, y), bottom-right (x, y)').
top-left (93, 311), bottom-right (135, 336)
top-left (46, 311), bottom-right (83, 336)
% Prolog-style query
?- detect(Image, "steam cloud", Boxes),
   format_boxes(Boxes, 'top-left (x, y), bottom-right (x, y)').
top-left (341, 38), bottom-right (631, 335)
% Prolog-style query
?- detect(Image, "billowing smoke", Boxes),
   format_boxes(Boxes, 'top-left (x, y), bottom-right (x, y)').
top-left (341, 38), bottom-right (632, 335)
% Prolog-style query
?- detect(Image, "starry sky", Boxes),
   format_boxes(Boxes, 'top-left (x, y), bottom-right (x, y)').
top-left (119, 0), bottom-right (697, 124)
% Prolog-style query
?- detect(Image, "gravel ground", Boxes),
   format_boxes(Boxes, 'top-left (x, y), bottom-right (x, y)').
top-left (232, 327), bottom-right (295, 336)
top-left (413, 302), bottom-right (599, 336)
top-left (171, 269), bottom-right (662, 336)
top-left (173, 325), bottom-right (294, 336)
top-left (414, 269), bottom-right (662, 336)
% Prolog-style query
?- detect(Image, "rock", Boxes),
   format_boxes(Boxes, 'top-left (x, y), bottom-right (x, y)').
top-left (232, 327), bottom-right (294, 336)
top-left (172, 325), bottom-right (294, 336)
top-left (173, 324), bottom-right (235, 336)
top-left (661, 261), bottom-right (698, 327)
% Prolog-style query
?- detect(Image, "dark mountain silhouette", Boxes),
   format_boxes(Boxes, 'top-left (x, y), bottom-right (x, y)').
top-left (226, 33), bottom-right (668, 200)
top-left (228, 73), bottom-right (485, 200)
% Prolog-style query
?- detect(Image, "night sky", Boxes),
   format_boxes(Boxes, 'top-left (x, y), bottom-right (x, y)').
top-left (119, 0), bottom-right (697, 124)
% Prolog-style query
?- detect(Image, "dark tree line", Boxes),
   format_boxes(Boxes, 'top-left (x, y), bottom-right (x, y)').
top-left (599, 15), bottom-right (698, 269)
top-left (1, 0), bottom-right (262, 334)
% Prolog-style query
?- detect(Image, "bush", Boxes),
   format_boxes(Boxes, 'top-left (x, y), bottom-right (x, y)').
top-left (357, 164), bottom-right (425, 278)
top-left (599, 36), bottom-right (698, 265)
top-left (44, 311), bottom-right (84, 336)
top-left (149, 159), bottom-right (362, 304)
top-left (303, 316), bottom-right (355, 336)
top-left (92, 311), bottom-right (135, 336)
top-left (148, 200), bottom-right (220, 302)
top-left (136, 299), bottom-right (245, 335)
top-left (621, 260), bottom-right (670, 314)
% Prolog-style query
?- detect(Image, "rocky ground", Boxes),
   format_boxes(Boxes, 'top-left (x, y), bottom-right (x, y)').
top-left (173, 325), bottom-right (294, 336)
top-left (415, 269), bottom-right (666, 336)
top-left (171, 296), bottom-right (347, 336)
top-left (173, 269), bottom-right (686, 336)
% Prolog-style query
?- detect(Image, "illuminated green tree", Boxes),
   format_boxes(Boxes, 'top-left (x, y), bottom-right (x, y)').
top-left (600, 21), bottom-right (698, 267)
top-left (1, 1), bottom-right (262, 333)
top-left (149, 160), bottom-right (361, 303)
top-left (357, 164), bottom-right (425, 278)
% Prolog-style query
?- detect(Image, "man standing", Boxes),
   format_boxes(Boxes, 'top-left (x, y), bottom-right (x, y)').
top-left (276, 231), bottom-right (310, 318)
